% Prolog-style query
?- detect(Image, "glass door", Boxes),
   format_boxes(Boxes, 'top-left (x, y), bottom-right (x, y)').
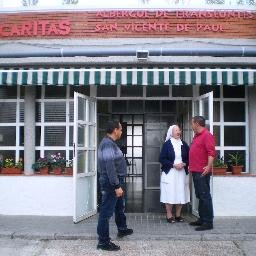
top-left (191, 92), bottom-right (213, 216)
top-left (73, 92), bottom-right (97, 223)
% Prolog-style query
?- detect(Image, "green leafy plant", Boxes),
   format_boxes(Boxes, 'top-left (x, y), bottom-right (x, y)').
top-left (15, 158), bottom-right (23, 169)
top-left (228, 152), bottom-right (243, 166)
top-left (213, 156), bottom-right (227, 168)
top-left (3, 158), bottom-right (15, 168)
top-left (32, 157), bottom-right (49, 170)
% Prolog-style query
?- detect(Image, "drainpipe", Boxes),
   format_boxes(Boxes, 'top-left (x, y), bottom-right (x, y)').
top-left (0, 47), bottom-right (256, 58)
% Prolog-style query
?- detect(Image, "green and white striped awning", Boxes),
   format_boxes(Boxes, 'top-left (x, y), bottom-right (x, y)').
top-left (0, 68), bottom-right (256, 86)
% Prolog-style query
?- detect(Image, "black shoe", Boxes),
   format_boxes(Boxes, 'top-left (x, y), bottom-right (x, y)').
top-left (117, 228), bottom-right (133, 238)
top-left (175, 216), bottom-right (185, 222)
top-left (167, 217), bottom-right (175, 223)
top-left (189, 220), bottom-right (203, 226)
top-left (97, 241), bottom-right (120, 251)
top-left (195, 223), bottom-right (213, 231)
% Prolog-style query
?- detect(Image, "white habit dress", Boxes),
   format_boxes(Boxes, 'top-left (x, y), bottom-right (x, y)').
top-left (160, 137), bottom-right (190, 204)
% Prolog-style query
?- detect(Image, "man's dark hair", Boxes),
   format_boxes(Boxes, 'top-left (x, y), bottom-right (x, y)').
top-left (192, 116), bottom-right (206, 127)
top-left (105, 120), bottom-right (120, 134)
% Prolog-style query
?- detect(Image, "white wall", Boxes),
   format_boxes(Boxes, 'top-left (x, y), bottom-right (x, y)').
top-left (213, 176), bottom-right (256, 217)
top-left (0, 176), bottom-right (73, 216)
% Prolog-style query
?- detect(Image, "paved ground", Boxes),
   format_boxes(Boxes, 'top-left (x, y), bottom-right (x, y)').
top-left (0, 214), bottom-right (256, 255)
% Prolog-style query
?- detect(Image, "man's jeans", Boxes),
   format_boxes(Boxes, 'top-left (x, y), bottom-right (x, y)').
top-left (97, 177), bottom-right (127, 245)
top-left (192, 172), bottom-right (214, 225)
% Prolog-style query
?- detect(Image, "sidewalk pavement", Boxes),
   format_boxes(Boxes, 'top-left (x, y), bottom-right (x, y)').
top-left (0, 213), bottom-right (256, 241)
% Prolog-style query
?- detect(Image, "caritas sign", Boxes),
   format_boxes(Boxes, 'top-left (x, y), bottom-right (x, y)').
top-left (0, 20), bottom-right (70, 37)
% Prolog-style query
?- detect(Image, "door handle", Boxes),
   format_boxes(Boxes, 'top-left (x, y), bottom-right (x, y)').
top-left (73, 142), bottom-right (76, 158)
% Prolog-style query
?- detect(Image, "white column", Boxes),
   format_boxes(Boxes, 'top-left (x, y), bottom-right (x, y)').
top-left (248, 87), bottom-right (256, 174)
top-left (24, 86), bottom-right (36, 175)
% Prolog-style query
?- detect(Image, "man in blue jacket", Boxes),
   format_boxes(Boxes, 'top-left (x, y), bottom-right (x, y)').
top-left (97, 120), bottom-right (133, 251)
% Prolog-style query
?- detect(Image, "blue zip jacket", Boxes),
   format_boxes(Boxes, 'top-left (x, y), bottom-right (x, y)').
top-left (159, 140), bottom-right (189, 175)
top-left (98, 136), bottom-right (127, 189)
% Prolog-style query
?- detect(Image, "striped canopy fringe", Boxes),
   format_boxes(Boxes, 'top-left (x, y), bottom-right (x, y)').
top-left (0, 68), bottom-right (256, 86)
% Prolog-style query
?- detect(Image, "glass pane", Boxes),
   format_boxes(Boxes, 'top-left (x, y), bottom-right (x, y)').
top-left (88, 150), bottom-right (95, 172)
top-left (97, 101), bottom-right (108, 113)
top-left (36, 126), bottom-right (41, 146)
top-left (112, 101), bottom-right (127, 113)
top-left (146, 147), bottom-right (160, 162)
top-left (146, 115), bottom-right (160, 123)
top-left (44, 126), bottom-right (66, 146)
top-left (0, 87), bottom-right (17, 99)
top-left (97, 86), bottom-right (117, 97)
top-left (133, 147), bottom-right (142, 158)
top-left (0, 102), bottom-right (16, 123)
top-left (172, 86), bottom-right (192, 97)
top-left (223, 86), bottom-right (245, 98)
top-left (69, 101), bottom-right (74, 122)
top-left (127, 126), bottom-right (132, 136)
top-left (36, 102), bottom-right (41, 122)
top-left (78, 125), bottom-right (85, 147)
top-left (89, 101), bottom-right (95, 123)
top-left (200, 86), bottom-right (220, 98)
top-left (77, 151), bottom-right (86, 174)
top-left (89, 125), bottom-right (95, 147)
top-left (127, 136), bottom-right (132, 146)
top-left (20, 102), bottom-right (24, 122)
top-left (134, 126), bottom-right (142, 135)
top-left (133, 158), bottom-right (142, 174)
top-left (121, 86), bottom-right (143, 97)
top-left (44, 102), bottom-right (66, 122)
top-left (70, 86), bottom-right (89, 97)
top-left (213, 101), bottom-right (220, 122)
top-left (45, 150), bottom-right (66, 159)
top-left (213, 126), bottom-right (220, 146)
top-left (19, 126), bottom-right (24, 146)
top-left (0, 127), bottom-right (16, 146)
top-left (146, 86), bottom-right (169, 97)
top-left (133, 136), bottom-right (142, 146)
top-left (78, 98), bottom-right (86, 121)
top-left (202, 98), bottom-right (209, 119)
top-left (224, 126), bottom-right (245, 146)
top-left (224, 102), bottom-right (245, 122)
top-left (98, 115), bottom-right (110, 129)
top-left (193, 101), bottom-right (199, 116)
top-left (122, 115), bottom-right (132, 124)
top-left (45, 87), bottom-right (66, 99)
top-left (145, 101), bottom-right (160, 113)
top-left (0, 150), bottom-right (15, 160)
top-left (133, 115), bottom-right (143, 124)
top-left (147, 163), bottom-right (161, 187)
top-left (69, 126), bottom-right (73, 147)
top-left (127, 147), bottom-right (132, 157)
top-left (162, 101), bottom-right (177, 113)
top-left (128, 101), bottom-right (143, 113)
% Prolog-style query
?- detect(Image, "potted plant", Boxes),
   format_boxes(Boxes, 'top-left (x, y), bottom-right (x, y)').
top-left (228, 152), bottom-right (243, 175)
top-left (213, 156), bottom-right (227, 175)
top-left (1, 158), bottom-right (23, 174)
top-left (32, 157), bottom-right (49, 175)
top-left (49, 153), bottom-right (66, 175)
top-left (65, 159), bottom-right (73, 175)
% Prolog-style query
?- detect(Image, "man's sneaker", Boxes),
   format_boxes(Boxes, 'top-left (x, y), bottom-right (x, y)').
top-left (189, 220), bottom-right (203, 226)
top-left (195, 223), bottom-right (213, 231)
top-left (117, 228), bottom-right (133, 238)
top-left (97, 241), bottom-right (120, 251)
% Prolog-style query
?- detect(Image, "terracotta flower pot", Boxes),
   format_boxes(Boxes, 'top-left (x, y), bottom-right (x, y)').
top-left (1, 167), bottom-right (22, 174)
top-left (53, 167), bottom-right (62, 175)
top-left (65, 167), bottom-right (73, 175)
top-left (39, 167), bottom-right (49, 175)
top-left (231, 165), bottom-right (243, 175)
top-left (212, 167), bottom-right (227, 175)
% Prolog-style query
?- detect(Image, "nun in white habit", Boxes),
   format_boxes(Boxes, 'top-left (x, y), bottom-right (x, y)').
top-left (159, 125), bottom-right (190, 223)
